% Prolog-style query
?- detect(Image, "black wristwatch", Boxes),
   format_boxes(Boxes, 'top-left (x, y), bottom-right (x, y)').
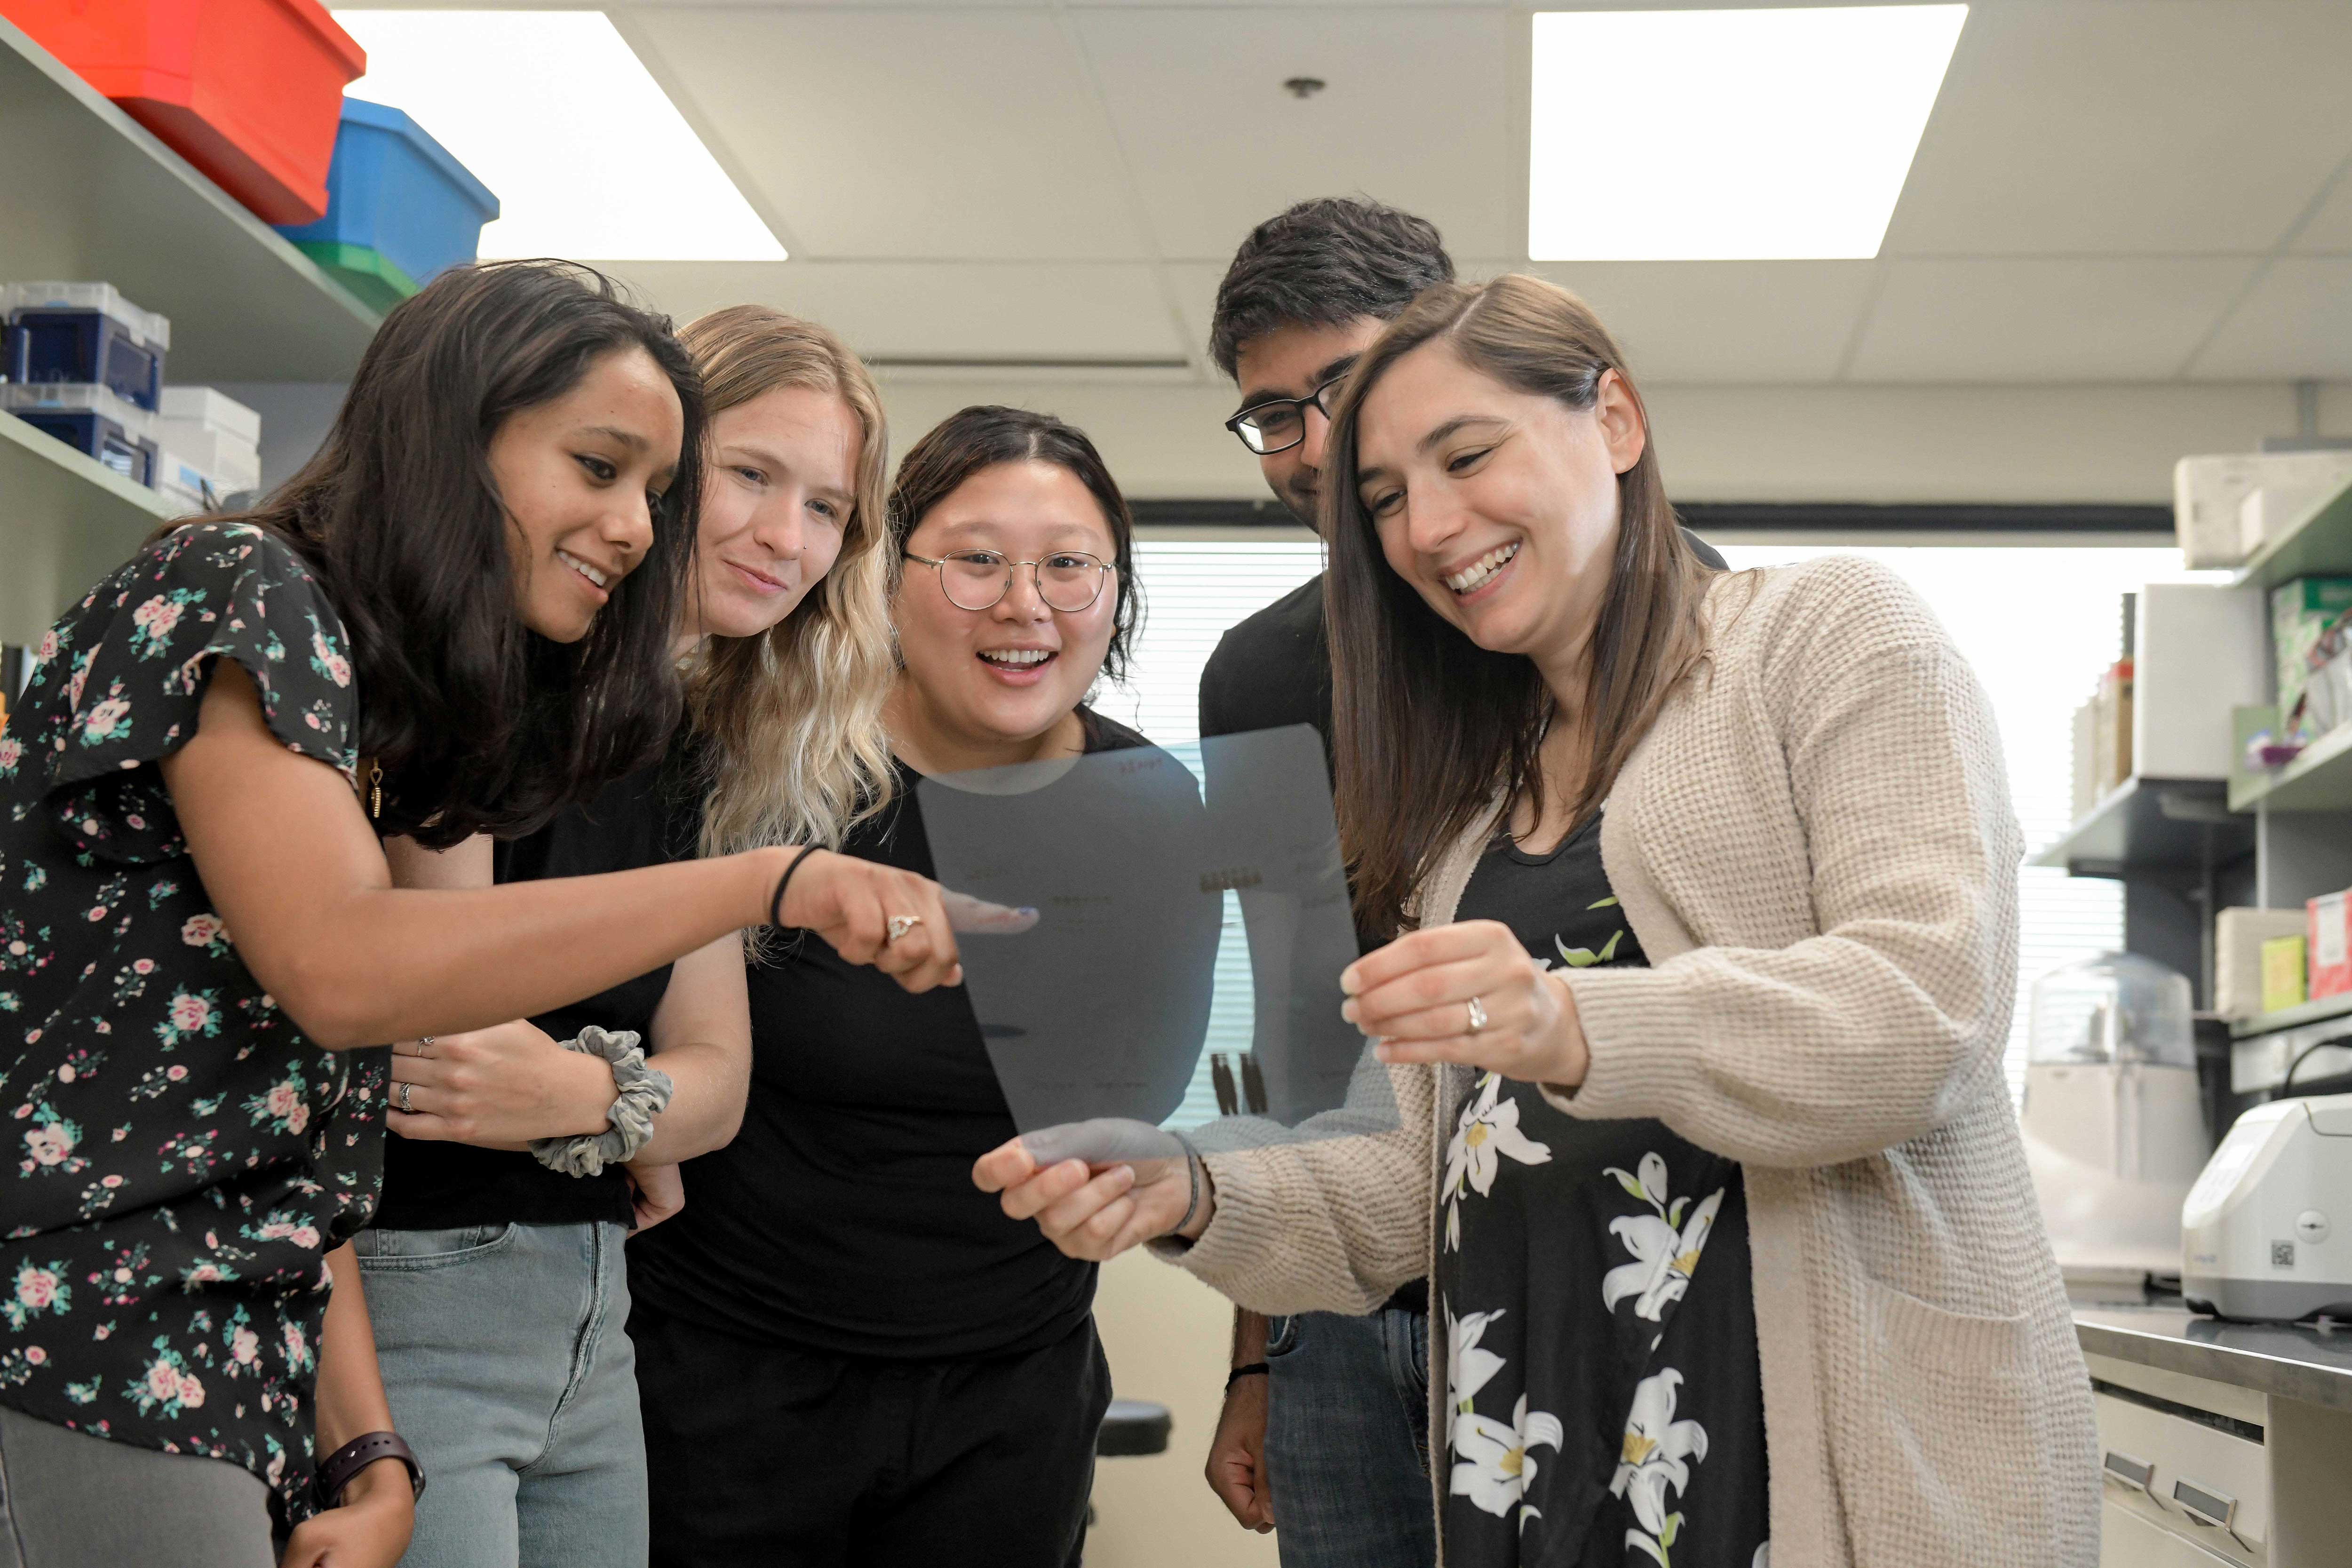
top-left (315, 1431), bottom-right (427, 1509)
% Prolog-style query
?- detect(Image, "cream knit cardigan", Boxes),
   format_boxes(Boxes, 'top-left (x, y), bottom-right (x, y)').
top-left (1162, 556), bottom-right (2100, 1567)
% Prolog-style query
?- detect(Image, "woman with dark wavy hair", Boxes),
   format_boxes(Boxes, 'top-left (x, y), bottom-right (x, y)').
top-left (0, 263), bottom-right (971, 1568)
top-left (982, 274), bottom-right (2098, 1568)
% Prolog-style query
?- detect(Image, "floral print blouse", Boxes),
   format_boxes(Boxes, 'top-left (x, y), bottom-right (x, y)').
top-left (1437, 813), bottom-right (1768, 1568)
top-left (0, 522), bottom-right (385, 1526)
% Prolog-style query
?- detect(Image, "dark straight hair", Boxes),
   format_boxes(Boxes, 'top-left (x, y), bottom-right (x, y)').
top-left (1208, 198), bottom-right (1454, 379)
top-left (1323, 275), bottom-right (1713, 941)
top-left (886, 405), bottom-right (1143, 682)
top-left (229, 259), bottom-right (707, 848)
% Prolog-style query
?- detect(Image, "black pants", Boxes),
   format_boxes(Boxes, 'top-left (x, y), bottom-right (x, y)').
top-left (633, 1301), bottom-right (1109, 1568)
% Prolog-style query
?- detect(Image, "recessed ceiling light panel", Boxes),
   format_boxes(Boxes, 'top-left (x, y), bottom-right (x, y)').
top-left (334, 9), bottom-right (787, 262)
top-left (1529, 6), bottom-right (1967, 262)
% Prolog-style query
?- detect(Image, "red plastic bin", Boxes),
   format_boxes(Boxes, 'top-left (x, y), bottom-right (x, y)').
top-left (2, 0), bottom-right (366, 224)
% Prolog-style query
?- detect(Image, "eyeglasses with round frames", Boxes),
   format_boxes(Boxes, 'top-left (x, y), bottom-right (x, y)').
top-left (1223, 372), bottom-right (1350, 456)
top-left (901, 548), bottom-right (1113, 613)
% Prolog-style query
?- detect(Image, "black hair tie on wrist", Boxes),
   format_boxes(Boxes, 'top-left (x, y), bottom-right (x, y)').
top-left (1225, 1362), bottom-right (1270, 1391)
top-left (768, 845), bottom-right (820, 929)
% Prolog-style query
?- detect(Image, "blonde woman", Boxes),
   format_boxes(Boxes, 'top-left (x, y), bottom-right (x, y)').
top-left (365, 306), bottom-right (903, 1568)
top-left (980, 276), bottom-right (2099, 1568)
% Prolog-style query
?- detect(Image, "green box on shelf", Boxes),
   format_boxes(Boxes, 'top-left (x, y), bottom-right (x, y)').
top-left (2271, 575), bottom-right (2352, 728)
top-left (291, 240), bottom-right (418, 314)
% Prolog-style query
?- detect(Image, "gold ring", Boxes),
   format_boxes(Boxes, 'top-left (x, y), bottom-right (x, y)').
top-left (886, 914), bottom-right (924, 943)
top-left (1466, 996), bottom-right (1488, 1034)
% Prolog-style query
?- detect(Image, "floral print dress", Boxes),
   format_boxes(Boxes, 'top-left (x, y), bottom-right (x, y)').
top-left (1437, 813), bottom-right (1768, 1568)
top-left (0, 522), bottom-right (385, 1527)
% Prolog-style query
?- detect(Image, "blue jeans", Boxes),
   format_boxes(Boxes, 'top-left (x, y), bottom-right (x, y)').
top-left (356, 1221), bottom-right (646, 1568)
top-left (1263, 1308), bottom-right (1434, 1568)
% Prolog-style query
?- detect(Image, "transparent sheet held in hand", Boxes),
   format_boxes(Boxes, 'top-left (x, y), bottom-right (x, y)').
top-left (917, 723), bottom-right (1400, 1166)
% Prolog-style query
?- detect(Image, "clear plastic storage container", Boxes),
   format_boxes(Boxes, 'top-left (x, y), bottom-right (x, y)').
top-left (3, 282), bottom-right (172, 411)
top-left (2028, 950), bottom-right (2196, 1068)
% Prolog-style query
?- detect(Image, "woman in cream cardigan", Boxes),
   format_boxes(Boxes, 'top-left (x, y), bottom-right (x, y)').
top-left (977, 274), bottom-right (2098, 1568)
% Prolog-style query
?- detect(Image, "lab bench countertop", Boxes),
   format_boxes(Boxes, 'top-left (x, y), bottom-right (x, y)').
top-left (2074, 1296), bottom-right (2352, 1413)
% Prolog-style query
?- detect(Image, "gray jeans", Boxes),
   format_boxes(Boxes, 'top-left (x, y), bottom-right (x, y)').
top-left (0, 1406), bottom-right (274, 1567)
top-left (1263, 1307), bottom-right (1436, 1568)
top-left (357, 1220), bottom-right (645, 1568)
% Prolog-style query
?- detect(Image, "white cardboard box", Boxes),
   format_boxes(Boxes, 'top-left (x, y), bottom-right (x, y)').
top-left (2216, 907), bottom-right (2309, 1019)
top-left (2134, 582), bottom-right (2267, 779)
top-left (150, 422), bottom-right (259, 494)
top-left (2177, 452), bottom-right (2352, 568)
top-left (156, 386), bottom-right (260, 445)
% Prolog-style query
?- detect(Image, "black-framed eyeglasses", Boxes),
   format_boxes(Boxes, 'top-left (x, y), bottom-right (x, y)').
top-left (902, 549), bottom-right (1113, 613)
top-left (1224, 373), bottom-right (1347, 456)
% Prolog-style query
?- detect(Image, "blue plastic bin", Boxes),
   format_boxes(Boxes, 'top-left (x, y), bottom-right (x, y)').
top-left (10, 407), bottom-right (159, 487)
top-left (277, 98), bottom-right (500, 291)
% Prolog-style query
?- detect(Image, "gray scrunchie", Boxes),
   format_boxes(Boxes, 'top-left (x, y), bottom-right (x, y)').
top-left (529, 1025), bottom-right (675, 1178)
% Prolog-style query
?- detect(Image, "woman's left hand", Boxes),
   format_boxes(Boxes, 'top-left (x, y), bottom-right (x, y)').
top-left (277, 1460), bottom-right (413, 1568)
top-left (387, 1022), bottom-right (615, 1149)
top-left (1342, 919), bottom-right (1591, 1088)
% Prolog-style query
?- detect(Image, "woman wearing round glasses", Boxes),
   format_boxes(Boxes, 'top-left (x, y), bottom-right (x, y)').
top-left (626, 405), bottom-right (1153, 1567)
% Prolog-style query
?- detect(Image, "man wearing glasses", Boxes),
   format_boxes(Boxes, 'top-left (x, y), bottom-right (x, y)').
top-left (1195, 197), bottom-right (1452, 1568)
top-left (1196, 200), bottom-right (1723, 1565)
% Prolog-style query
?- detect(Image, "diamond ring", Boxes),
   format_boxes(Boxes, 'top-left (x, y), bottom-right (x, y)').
top-left (1465, 996), bottom-right (1488, 1034)
top-left (886, 914), bottom-right (924, 944)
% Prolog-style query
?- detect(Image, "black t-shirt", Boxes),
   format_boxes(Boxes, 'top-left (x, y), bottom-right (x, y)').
top-left (373, 743), bottom-right (703, 1231)
top-left (628, 710), bottom-right (1154, 1361)
top-left (1194, 529), bottom-right (1729, 754)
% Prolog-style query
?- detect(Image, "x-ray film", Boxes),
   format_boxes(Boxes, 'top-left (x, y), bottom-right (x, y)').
top-left (916, 724), bottom-right (1398, 1162)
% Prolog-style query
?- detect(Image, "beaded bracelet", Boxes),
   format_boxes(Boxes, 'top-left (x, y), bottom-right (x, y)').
top-left (529, 1026), bottom-right (674, 1178)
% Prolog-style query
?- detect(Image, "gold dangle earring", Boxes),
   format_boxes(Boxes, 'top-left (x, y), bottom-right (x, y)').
top-left (368, 761), bottom-right (383, 820)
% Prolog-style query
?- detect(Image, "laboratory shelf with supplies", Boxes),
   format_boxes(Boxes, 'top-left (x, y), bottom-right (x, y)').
top-left (2228, 476), bottom-right (2352, 596)
top-left (0, 16), bottom-right (381, 646)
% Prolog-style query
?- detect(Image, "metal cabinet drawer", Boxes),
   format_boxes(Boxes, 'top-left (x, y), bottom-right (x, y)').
top-left (2096, 1388), bottom-right (2270, 1565)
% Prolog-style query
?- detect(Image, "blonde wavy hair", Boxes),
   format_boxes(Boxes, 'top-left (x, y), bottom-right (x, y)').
top-left (679, 305), bottom-right (897, 861)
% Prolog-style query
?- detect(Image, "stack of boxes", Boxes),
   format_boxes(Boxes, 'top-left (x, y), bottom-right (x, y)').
top-left (3, 281), bottom-right (261, 513)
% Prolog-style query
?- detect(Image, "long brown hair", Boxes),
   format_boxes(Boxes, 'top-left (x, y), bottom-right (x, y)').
top-left (679, 305), bottom-right (897, 860)
top-left (1324, 274), bottom-right (1712, 939)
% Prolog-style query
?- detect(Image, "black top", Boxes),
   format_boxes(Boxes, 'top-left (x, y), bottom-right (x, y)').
top-left (0, 523), bottom-right (384, 1526)
top-left (1435, 814), bottom-right (1766, 1566)
top-left (1194, 530), bottom-right (1729, 755)
top-left (628, 709), bottom-right (1152, 1361)
top-left (374, 743), bottom-right (703, 1232)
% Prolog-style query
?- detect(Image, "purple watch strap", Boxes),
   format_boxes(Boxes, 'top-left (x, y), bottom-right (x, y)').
top-left (315, 1430), bottom-right (426, 1508)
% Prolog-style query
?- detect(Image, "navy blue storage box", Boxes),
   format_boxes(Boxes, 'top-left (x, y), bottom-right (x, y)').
top-left (7, 295), bottom-right (168, 412)
top-left (277, 98), bottom-right (499, 292)
top-left (12, 407), bottom-right (159, 487)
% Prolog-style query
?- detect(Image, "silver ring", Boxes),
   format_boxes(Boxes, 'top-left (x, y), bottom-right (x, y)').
top-left (886, 914), bottom-right (924, 944)
top-left (1465, 996), bottom-right (1488, 1034)
top-left (396, 1081), bottom-right (415, 1114)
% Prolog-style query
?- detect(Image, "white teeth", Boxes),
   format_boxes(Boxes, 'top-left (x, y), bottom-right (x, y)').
top-left (558, 549), bottom-right (610, 589)
top-left (1444, 542), bottom-right (1521, 595)
top-left (981, 648), bottom-right (1053, 667)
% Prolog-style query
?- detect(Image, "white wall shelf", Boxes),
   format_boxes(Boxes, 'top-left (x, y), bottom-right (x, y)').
top-left (2232, 723), bottom-right (2352, 813)
top-left (2229, 989), bottom-right (2352, 1042)
top-left (0, 412), bottom-right (177, 647)
top-left (2031, 776), bottom-right (2251, 876)
top-left (2229, 477), bottom-right (2352, 596)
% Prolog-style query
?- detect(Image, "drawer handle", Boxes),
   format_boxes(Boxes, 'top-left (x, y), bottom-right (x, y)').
top-left (2171, 1476), bottom-right (2238, 1532)
top-left (2102, 1449), bottom-right (2154, 1494)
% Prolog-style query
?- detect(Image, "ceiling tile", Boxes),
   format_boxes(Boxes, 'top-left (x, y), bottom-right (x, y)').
top-left (1074, 8), bottom-right (1518, 261)
top-left (2188, 259), bottom-right (2352, 380)
top-left (1514, 261), bottom-right (1879, 384)
top-left (623, 8), bottom-right (1148, 260)
top-left (605, 262), bottom-right (1187, 361)
top-left (1882, 0), bottom-right (2352, 255)
top-left (2290, 166), bottom-right (2352, 254)
top-left (1848, 257), bottom-right (2257, 382)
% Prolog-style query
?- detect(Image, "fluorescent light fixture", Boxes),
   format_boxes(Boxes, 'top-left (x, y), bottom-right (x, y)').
top-left (1529, 6), bottom-right (1966, 261)
top-left (334, 10), bottom-right (786, 261)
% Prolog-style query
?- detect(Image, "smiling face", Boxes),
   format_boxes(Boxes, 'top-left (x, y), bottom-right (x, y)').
top-left (1232, 316), bottom-right (1388, 531)
top-left (685, 385), bottom-right (862, 645)
top-left (492, 345), bottom-right (685, 644)
top-left (1353, 341), bottom-right (1646, 680)
top-left (891, 459), bottom-right (1120, 765)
